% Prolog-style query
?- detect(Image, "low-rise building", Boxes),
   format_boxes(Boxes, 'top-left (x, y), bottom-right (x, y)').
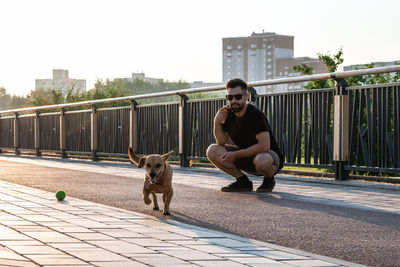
top-left (35, 69), bottom-right (86, 94)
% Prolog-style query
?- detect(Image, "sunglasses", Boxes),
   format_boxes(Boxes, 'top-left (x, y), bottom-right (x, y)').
top-left (225, 94), bottom-right (243, 101)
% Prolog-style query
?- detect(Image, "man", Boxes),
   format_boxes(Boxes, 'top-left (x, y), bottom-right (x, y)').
top-left (206, 78), bottom-right (283, 192)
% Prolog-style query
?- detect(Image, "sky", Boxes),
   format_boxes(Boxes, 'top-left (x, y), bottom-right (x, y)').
top-left (1, 0), bottom-right (399, 96)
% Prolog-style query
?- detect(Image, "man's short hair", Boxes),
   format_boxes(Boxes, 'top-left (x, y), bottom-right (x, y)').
top-left (226, 78), bottom-right (247, 91)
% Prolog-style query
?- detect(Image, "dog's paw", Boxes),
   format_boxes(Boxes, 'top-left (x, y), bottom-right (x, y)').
top-left (162, 210), bottom-right (171, 215)
top-left (144, 198), bottom-right (151, 205)
top-left (153, 206), bottom-right (159, 210)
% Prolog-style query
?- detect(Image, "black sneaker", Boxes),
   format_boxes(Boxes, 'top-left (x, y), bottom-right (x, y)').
top-left (256, 176), bottom-right (275, 193)
top-left (221, 177), bottom-right (253, 192)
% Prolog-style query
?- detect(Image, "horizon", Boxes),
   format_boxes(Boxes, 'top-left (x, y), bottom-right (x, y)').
top-left (1, 0), bottom-right (400, 96)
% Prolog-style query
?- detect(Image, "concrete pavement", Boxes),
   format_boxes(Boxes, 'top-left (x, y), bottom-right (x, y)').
top-left (1, 154), bottom-right (399, 266)
top-left (0, 179), bottom-right (360, 266)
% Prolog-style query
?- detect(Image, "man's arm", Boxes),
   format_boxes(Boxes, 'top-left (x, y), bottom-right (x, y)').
top-left (234, 131), bottom-right (270, 158)
top-left (214, 122), bottom-right (229, 145)
top-left (221, 131), bottom-right (270, 163)
top-left (213, 107), bottom-right (230, 145)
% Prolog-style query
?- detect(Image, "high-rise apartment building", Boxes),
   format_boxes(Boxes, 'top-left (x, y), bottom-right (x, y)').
top-left (222, 32), bottom-right (328, 93)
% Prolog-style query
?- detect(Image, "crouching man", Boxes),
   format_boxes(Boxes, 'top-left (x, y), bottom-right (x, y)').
top-left (206, 78), bottom-right (283, 192)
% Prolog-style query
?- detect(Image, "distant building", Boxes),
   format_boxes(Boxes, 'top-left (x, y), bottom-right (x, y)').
top-left (189, 81), bottom-right (221, 88)
top-left (222, 32), bottom-right (328, 93)
top-left (344, 60), bottom-right (400, 71)
top-left (35, 69), bottom-right (86, 94)
top-left (115, 72), bottom-right (163, 84)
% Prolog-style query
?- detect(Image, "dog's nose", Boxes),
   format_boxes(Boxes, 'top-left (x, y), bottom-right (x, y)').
top-left (149, 172), bottom-right (156, 178)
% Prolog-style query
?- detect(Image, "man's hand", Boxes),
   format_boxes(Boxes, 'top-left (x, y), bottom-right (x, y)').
top-left (214, 106), bottom-right (229, 124)
top-left (220, 151), bottom-right (236, 163)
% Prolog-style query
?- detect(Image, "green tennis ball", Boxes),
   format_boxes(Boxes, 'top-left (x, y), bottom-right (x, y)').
top-left (56, 190), bottom-right (66, 201)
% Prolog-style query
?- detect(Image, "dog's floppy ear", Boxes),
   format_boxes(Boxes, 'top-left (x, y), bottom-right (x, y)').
top-left (128, 147), bottom-right (147, 168)
top-left (137, 157), bottom-right (146, 168)
top-left (162, 151), bottom-right (174, 161)
top-left (128, 147), bottom-right (140, 166)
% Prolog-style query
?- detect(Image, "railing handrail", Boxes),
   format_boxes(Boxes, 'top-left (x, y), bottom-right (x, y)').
top-left (1, 65), bottom-right (399, 115)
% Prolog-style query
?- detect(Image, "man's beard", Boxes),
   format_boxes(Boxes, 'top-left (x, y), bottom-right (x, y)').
top-left (230, 102), bottom-right (244, 113)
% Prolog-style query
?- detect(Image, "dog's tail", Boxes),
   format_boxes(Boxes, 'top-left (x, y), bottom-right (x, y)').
top-left (128, 147), bottom-right (140, 165)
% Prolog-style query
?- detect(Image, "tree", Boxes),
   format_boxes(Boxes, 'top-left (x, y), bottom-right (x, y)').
top-left (0, 87), bottom-right (11, 110)
top-left (293, 48), bottom-right (399, 89)
top-left (26, 87), bottom-right (63, 106)
top-left (317, 48), bottom-right (344, 73)
top-left (0, 87), bottom-right (27, 110)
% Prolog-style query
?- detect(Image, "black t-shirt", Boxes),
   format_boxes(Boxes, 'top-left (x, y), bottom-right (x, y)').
top-left (222, 104), bottom-right (284, 167)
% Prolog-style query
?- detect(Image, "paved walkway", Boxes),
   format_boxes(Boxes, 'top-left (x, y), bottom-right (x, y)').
top-left (2, 155), bottom-right (398, 266)
top-left (2, 155), bottom-right (400, 215)
top-left (0, 180), bottom-right (360, 267)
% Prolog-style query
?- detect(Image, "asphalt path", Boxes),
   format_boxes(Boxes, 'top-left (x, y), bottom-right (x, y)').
top-left (0, 160), bottom-right (399, 266)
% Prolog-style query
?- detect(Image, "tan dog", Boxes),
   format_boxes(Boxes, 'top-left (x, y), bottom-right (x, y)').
top-left (128, 147), bottom-right (174, 215)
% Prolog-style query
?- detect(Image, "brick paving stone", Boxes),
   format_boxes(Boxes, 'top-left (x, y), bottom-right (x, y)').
top-left (144, 232), bottom-right (195, 241)
top-left (188, 260), bottom-right (250, 267)
top-left (81, 215), bottom-right (126, 223)
top-left (161, 249), bottom-right (224, 261)
top-left (247, 250), bottom-right (311, 260)
top-left (0, 225), bottom-right (17, 233)
top-left (87, 240), bottom-right (156, 254)
top-left (198, 237), bottom-right (259, 248)
top-left (13, 225), bottom-right (55, 232)
top-left (23, 231), bottom-right (80, 243)
top-left (122, 225), bottom-right (169, 234)
top-left (0, 220), bottom-right (37, 226)
top-left (26, 254), bottom-right (89, 265)
top-left (183, 244), bottom-right (240, 254)
top-left (235, 246), bottom-right (276, 251)
top-left (91, 261), bottom-right (148, 267)
top-left (7, 245), bottom-right (64, 255)
top-left (0, 240), bottom-right (44, 246)
top-left (128, 254), bottom-right (189, 265)
top-left (280, 259), bottom-right (339, 266)
top-left (47, 242), bottom-right (96, 250)
top-left (224, 256), bottom-right (288, 264)
top-left (62, 248), bottom-right (129, 262)
top-left (17, 214), bottom-right (60, 222)
top-left (49, 226), bottom-right (95, 233)
top-left (216, 253), bottom-right (259, 257)
top-left (121, 238), bottom-right (178, 247)
top-left (0, 246), bottom-right (29, 261)
top-left (168, 229), bottom-right (225, 238)
top-left (91, 228), bottom-right (146, 238)
top-left (151, 246), bottom-right (191, 251)
top-left (61, 219), bottom-right (113, 229)
top-left (0, 259), bottom-right (39, 266)
top-left (0, 233), bottom-right (33, 240)
top-left (169, 240), bottom-right (212, 245)
top-left (67, 232), bottom-right (116, 241)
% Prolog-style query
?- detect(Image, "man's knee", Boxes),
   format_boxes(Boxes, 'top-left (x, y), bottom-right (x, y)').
top-left (253, 153), bottom-right (274, 171)
top-left (206, 144), bottom-right (221, 160)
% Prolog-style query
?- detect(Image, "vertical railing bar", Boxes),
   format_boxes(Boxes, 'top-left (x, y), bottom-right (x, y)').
top-left (365, 88), bottom-right (372, 166)
top-left (394, 86), bottom-right (400, 168)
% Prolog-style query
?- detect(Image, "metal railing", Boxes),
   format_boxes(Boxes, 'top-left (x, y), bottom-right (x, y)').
top-left (1, 65), bottom-right (400, 179)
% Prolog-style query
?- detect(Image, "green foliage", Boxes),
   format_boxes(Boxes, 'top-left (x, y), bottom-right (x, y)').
top-left (293, 48), bottom-right (400, 89)
top-left (347, 63), bottom-right (400, 86)
top-left (292, 64), bottom-right (313, 75)
top-left (2, 77), bottom-right (221, 112)
top-left (317, 48), bottom-right (344, 73)
top-left (292, 48), bottom-right (344, 89)
top-left (0, 87), bottom-right (27, 111)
